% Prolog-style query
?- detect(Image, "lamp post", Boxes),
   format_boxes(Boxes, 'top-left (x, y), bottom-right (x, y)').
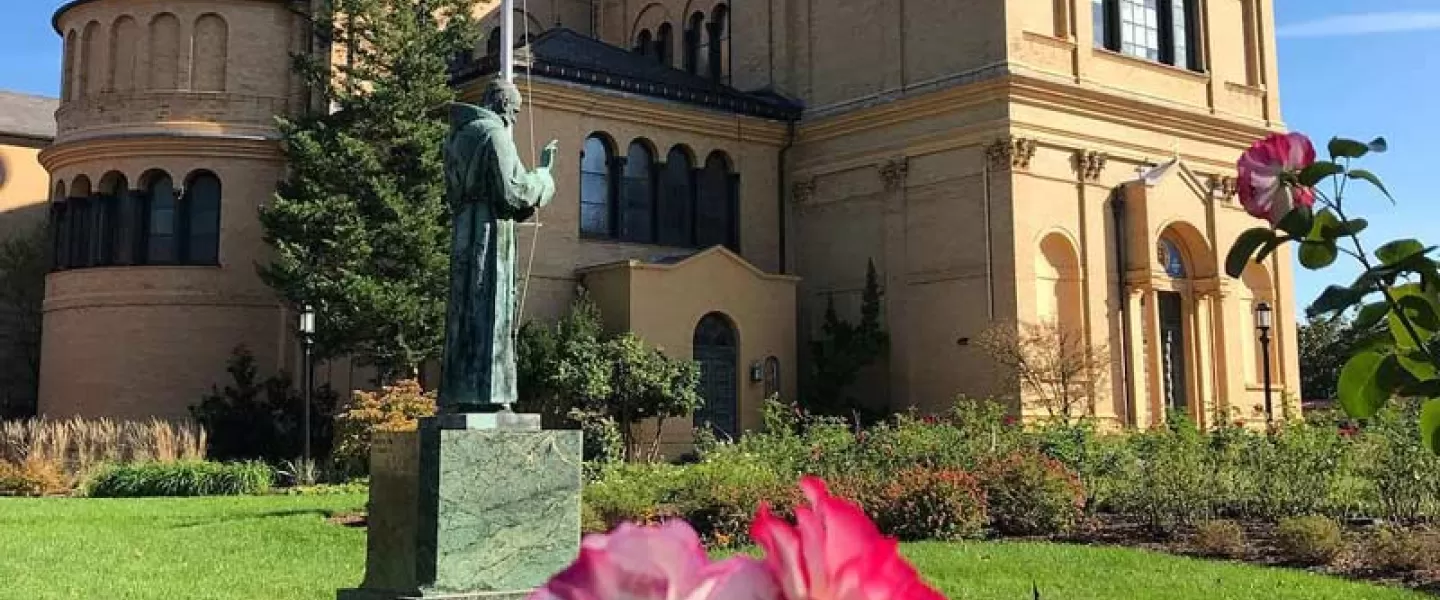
top-left (1255, 302), bottom-right (1274, 429)
top-left (299, 305), bottom-right (316, 466)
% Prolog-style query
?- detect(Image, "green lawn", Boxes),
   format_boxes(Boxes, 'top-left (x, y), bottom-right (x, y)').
top-left (0, 495), bottom-right (1424, 600)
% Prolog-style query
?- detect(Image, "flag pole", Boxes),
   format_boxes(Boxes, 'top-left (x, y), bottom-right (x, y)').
top-left (500, 0), bottom-right (515, 83)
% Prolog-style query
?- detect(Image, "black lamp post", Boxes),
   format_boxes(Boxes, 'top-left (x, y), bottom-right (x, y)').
top-left (299, 305), bottom-right (317, 465)
top-left (1255, 302), bottom-right (1274, 428)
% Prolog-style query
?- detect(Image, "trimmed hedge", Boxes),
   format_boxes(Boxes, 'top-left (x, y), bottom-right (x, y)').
top-left (86, 461), bottom-right (273, 497)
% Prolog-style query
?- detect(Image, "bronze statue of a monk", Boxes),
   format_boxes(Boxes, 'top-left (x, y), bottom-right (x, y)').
top-left (439, 82), bottom-right (557, 413)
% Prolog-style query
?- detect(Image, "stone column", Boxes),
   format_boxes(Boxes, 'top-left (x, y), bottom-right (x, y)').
top-left (1127, 286), bottom-right (1152, 427)
top-left (1191, 287), bottom-right (1219, 428)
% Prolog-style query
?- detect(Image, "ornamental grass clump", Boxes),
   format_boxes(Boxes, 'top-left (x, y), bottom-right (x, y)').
top-left (85, 460), bottom-right (273, 497)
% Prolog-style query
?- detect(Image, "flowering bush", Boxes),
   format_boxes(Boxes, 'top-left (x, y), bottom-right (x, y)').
top-left (1226, 132), bottom-right (1440, 451)
top-left (976, 451), bottom-right (1084, 536)
top-left (532, 477), bottom-right (946, 600)
top-left (873, 467), bottom-right (987, 541)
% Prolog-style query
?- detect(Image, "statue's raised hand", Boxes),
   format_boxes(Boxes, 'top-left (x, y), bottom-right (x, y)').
top-left (540, 140), bottom-right (559, 170)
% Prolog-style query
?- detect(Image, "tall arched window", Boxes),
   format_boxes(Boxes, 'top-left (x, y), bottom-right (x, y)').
top-left (696, 152), bottom-right (736, 251)
top-left (192, 14), bottom-right (229, 92)
top-left (707, 5), bottom-right (729, 83)
top-left (580, 135), bottom-right (615, 238)
top-left (110, 16), bottom-right (139, 92)
top-left (69, 176), bottom-right (92, 268)
top-left (486, 26), bottom-right (502, 56)
top-left (621, 140), bottom-right (656, 243)
top-left (655, 23), bottom-right (674, 66)
top-left (62, 30), bottom-right (77, 102)
top-left (149, 14), bottom-right (181, 90)
top-left (684, 12), bottom-right (705, 75)
top-left (185, 171), bottom-right (222, 265)
top-left (51, 182), bottom-right (67, 270)
top-left (634, 29), bottom-right (654, 56)
top-left (659, 146), bottom-right (694, 247)
top-left (144, 172), bottom-right (177, 264)
top-left (81, 21), bottom-right (102, 97)
top-left (98, 172), bottom-right (128, 266)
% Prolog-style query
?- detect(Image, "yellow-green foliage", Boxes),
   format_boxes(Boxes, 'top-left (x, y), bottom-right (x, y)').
top-left (332, 380), bottom-right (436, 474)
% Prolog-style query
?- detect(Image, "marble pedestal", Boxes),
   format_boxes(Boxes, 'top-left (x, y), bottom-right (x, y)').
top-left (339, 414), bottom-right (583, 600)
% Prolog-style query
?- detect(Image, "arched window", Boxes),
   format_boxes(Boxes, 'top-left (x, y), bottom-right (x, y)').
top-left (98, 172), bottom-right (128, 266)
top-left (81, 22), bottom-right (103, 97)
top-left (486, 26), bottom-right (502, 56)
top-left (51, 182), bottom-right (67, 270)
top-left (696, 152), bottom-right (737, 251)
top-left (185, 171), bottom-right (222, 265)
top-left (655, 23), bottom-right (674, 66)
top-left (144, 172), bottom-right (177, 264)
top-left (62, 30), bottom-right (77, 102)
top-left (69, 176), bottom-right (92, 268)
top-left (1158, 237), bottom-right (1186, 278)
top-left (684, 12), bottom-right (705, 75)
top-left (707, 5), bottom-right (729, 83)
top-left (192, 14), bottom-right (229, 92)
top-left (693, 312), bottom-right (739, 439)
top-left (110, 16), bottom-right (139, 92)
top-left (621, 140), bottom-right (656, 243)
top-left (763, 356), bottom-right (781, 399)
top-left (580, 135), bottom-right (615, 238)
top-left (659, 146), bottom-right (694, 247)
top-left (634, 29), bottom-right (653, 56)
top-left (149, 14), bottom-right (181, 90)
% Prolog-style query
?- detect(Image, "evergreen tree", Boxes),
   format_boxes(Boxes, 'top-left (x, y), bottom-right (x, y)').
top-left (807, 259), bottom-right (890, 417)
top-left (259, 0), bottom-right (478, 380)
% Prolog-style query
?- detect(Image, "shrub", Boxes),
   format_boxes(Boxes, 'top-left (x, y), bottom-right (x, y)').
top-left (582, 462), bottom-right (686, 531)
top-left (86, 461), bottom-right (273, 497)
top-left (332, 379), bottom-right (436, 475)
top-left (874, 466), bottom-right (988, 541)
top-left (1114, 425), bottom-right (1213, 534)
top-left (1192, 519), bottom-right (1246, 558)
top-left (1274, 515), bottom-right (1344, 566)
top-left (674, 457), bottom-right (800, 548)
top-left (978, 451), bottom-right (1084, 536)
top-left (191, 346), bottom-right (337, 462)
top-left (0, 458), bottom-right (67, 497)
top-left (1360, 527), bottom-right (1440, 573)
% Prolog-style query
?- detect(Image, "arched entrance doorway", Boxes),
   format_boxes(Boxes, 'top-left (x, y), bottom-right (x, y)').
top-left (1156, 236), bottom-right (1189, 414)
top-left (693, 312), bottom-right (739, 439)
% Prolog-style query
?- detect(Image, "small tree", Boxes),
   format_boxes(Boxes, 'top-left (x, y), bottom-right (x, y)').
top-left (976, 320), bottom-right (1109, 424)
top-left (0, 227), bottom-right (46, 418)
top-left (807, 259), bottom-right (889, 417)
top-left (517, 292), bottom-right (701, 462)
top-left (1298, 309), bottom-right (1379, 402)
top-left (259, 0), bottom-right (479, 381)
top-left (191, 346), bottom-right (339, 462)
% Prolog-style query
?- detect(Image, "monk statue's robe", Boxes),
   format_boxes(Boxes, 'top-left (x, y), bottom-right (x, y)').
top-left (439, 89), bottom-right (556, 413)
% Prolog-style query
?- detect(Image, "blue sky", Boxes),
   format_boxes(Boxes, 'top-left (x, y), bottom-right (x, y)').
top-left (2, 1), bottom-right (1435, 317)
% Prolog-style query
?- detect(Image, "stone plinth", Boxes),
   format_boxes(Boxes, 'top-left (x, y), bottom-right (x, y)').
top-left (339, 415), bottom-right (582, 600)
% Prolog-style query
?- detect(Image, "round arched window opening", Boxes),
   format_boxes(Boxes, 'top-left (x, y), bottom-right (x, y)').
top-left (1157, 238), bottom-right (1186, 279)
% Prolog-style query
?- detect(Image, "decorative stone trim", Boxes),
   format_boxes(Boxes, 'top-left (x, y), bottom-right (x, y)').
top-left (1207, 174), bottom-right (1238, 201)
top-left (791, 178), bottom-right (816, 204)
top-left (986, 137), bottom-right (1037, 171)
top-left (878, 157), bottom-right (909, 191)
top-left (1073, 150), bottom-right (1108, 181)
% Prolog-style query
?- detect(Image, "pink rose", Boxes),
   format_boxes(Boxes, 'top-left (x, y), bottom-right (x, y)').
top-left (529, 521), bottom-right (780, 600)
top-left (751, 478), bottom-right (946, 600)
top-left (1237, 132), bottom-right (1317, 226)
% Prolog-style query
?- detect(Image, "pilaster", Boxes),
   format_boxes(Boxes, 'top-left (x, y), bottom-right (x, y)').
top-left (879, 156), bottom-right (910, 408)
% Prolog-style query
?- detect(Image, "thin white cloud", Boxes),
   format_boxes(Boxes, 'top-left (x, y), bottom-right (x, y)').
top-left (1278, 11), bottom-right (1440, 38)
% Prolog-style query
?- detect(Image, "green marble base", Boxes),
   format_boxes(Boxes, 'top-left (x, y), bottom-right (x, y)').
top-left (338, 416), bottom-right (582, 600)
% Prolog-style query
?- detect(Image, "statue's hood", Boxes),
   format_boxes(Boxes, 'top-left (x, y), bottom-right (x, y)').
top-left (448, 102), bottom-right (504, 129)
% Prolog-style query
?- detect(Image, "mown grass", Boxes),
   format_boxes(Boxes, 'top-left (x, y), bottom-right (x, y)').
top-left (0, 495), bottom-right (1424, 600)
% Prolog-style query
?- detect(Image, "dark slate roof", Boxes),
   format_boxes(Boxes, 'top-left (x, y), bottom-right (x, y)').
top-left (0, 91), bottom-right (58, 141)
top-left (452, 28), bottom-right (802, 121)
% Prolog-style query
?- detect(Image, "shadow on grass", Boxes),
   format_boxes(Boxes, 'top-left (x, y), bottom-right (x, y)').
top-left (170, 509), bottom-right (341, 529)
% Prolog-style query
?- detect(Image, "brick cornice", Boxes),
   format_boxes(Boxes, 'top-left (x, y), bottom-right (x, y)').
top-left (39, 134), bottom-right (282, 172)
